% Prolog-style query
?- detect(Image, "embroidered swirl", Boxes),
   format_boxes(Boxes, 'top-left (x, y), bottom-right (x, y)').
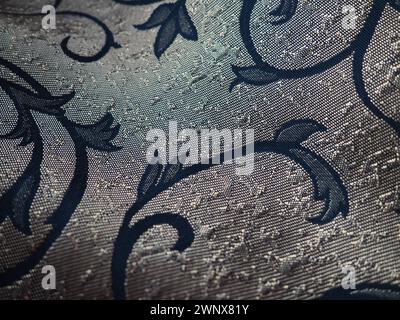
top-left (112, 119), bottom-right (349, 299)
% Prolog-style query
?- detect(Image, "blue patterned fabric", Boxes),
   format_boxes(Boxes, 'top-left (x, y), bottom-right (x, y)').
top-left (0, 0), bottom-right (399, 299)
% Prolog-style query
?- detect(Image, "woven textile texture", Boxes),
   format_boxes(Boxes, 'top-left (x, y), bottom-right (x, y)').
top-left (0, 0), bottom-right (400, 299)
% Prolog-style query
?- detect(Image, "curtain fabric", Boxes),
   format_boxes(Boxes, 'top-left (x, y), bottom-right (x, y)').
top-left (0, 0), bottom-right (399, 299)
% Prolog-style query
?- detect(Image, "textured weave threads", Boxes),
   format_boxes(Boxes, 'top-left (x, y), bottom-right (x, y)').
top-left (0, 0), bottom-right (399, 299)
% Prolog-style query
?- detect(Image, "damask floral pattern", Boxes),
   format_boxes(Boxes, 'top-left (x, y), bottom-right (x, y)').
top-left (0, 57), bottom-right (121, 287)
top-left (232, 0), bottom-right (400, 137)
top-left (0, 0), bottom-right (399, 300)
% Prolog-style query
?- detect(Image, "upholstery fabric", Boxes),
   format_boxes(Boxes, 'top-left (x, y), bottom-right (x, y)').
top-left (0, 0), bottom-right (399, 299)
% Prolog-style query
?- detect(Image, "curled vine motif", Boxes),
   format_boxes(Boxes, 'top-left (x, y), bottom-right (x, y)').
top-left (57, 11), bottom-right (122, 62)
top-left (53, 0), bottom-right (122, 62)
top-left (232, 0), bottom-right (400, 136)
top-left (0, 0), bottom-right (121, 63)
top-left (0, 57), bottom-right (121, 287)
top-left (114, 0), bottom-right (198, 58)
top-left (112, 119), bottom-right (348, 299)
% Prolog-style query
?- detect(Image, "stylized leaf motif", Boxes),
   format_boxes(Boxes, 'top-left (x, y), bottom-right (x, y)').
top-left (177, 3), bottom-right (198, 40)
top-left (137, 152), bottom-right (186, 201)
top-left (73, 113), bottom-right (122, 152)
top-left (6, 86), bottom-right (69, 116)
top-left (230, 65), bottom-right (278, 91)
top-left (0, 82), bottom-right (73, 145)
top-left (154, 16), bottom-right (179, 59)
top-left (135, 3), bottom-right (174, 30)
top-left (158, 162), bottom-right (183, 184)
top-left (274, 121), bottom-right (323, 144)
top-left (132, 0), bottom-right (198, 58)
top-left (0, 171), bottom-right (37, 235)
top-left (2, 109), bottom-right (36, 146)
top-left (269, 0), bottom-right (299, 25)
top-left (320, 283), bottom-right (400, 300)
top-left (290, 148), bottom-right (348, 224)
top-left (0, 111), bottom-right (122, 288)
top-left (0, 57), bottom-right (122, 287)
top-left (273, 120), bottom-right (348, 224)
top-left (0, 80), bottom-right (74, 235)
top-left (137, 162), bottom-right (163, 199)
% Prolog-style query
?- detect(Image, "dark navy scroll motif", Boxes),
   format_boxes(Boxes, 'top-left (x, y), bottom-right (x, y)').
top-left (55, 0), bottom-right (121, 62)
top-left (112, 119), bottom-right (348, 299)
top-left (58, 11), bottom-right (121, 62)
top-left (232, 0), bottom-right (400, 137)
top-left (0, 0), bottom-right (120, 63)
top-left (320, 283), bottom-right (400, 300)
top-left (0, 57), bottom-right (121, 287)
top-left (0, 82), bottom-right (72, 235)
top-left (114, 0), bottom-right (197, 58)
